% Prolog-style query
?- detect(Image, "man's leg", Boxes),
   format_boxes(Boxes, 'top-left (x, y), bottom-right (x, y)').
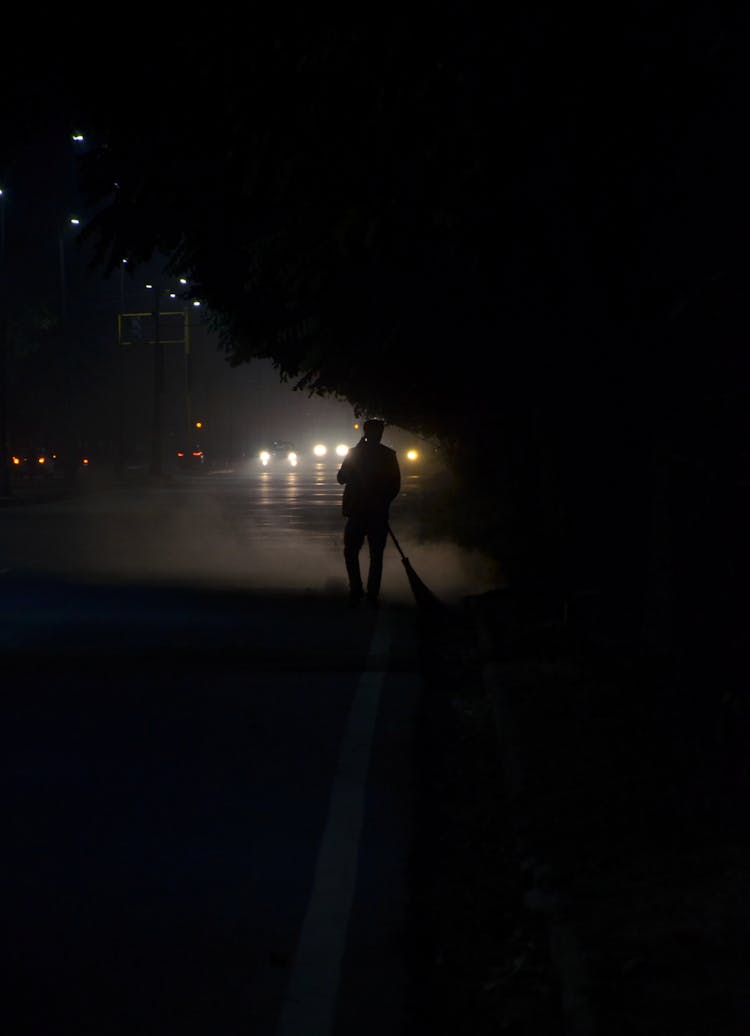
top-left (344, 517), bottom-right (366, 603)
top-left (365, 518), bottom-right (389, 603)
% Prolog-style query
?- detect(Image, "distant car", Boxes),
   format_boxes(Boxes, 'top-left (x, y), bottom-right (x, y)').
top-left (176, 446), bottom-right (206, 470)
top-left (258, 440), bottom-right (299, 467)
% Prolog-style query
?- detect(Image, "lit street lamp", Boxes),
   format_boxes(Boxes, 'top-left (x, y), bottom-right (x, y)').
top-left (57, 215), bottom-right (82, 487)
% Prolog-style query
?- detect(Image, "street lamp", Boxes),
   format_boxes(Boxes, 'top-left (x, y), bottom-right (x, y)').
top-left (0, 187), bottom-right (9, 498)
top-left (56, 215), bottom-right (83, 487)
top-left (58, 216), bottom-right (80, 327)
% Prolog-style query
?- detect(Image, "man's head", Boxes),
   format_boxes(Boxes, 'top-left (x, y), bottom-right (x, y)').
top-left (363, 418), bottom-right (384, 443)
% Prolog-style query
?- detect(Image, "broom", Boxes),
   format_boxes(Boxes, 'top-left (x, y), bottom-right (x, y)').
top-left (387, 524), bottom-right (445, 612)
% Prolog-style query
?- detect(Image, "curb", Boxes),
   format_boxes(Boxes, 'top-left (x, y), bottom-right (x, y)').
top-left (470, 600), bottom-right (597, 1036)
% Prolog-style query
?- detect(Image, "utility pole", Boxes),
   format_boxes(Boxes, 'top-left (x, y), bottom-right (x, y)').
top-left (149, 283), bottom-right (164, 478)
top-left (0, 188), bottom-right (9, 499)
top-left (184, 305), bottom-right (192, 438)
top-left (58, 217), bottom-right (80, 489)
top-left (114, 260), bottom-right (126, 478)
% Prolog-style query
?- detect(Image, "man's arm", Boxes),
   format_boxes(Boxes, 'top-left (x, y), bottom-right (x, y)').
top-left (337, 453), bottom-right (356, 485)
top-left (337, 440), bottom-right (365, 485)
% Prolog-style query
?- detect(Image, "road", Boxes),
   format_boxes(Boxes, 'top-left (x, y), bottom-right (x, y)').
top-left (1, 462), bottom-right (490, 1035)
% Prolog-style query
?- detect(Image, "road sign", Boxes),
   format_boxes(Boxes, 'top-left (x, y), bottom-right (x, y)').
top-left (118, 311), bottom-right (187, 346)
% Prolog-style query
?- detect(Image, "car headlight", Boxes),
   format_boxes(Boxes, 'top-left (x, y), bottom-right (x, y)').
top-left (406, 449), bottom-right (419, 462)
top-left (259, 450), bottom-right (271, 465)
top-left (288, 451), bottom-right (298, 466)
top-left (313, 444), bottom-right (327, 457)
top-left (335, 444), bottom-right (349, 457)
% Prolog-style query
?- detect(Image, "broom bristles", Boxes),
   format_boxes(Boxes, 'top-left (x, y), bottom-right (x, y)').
top-left (388, 524), bottom-right (445, 610)
top-left (402, 557), bottom-right (445, 611)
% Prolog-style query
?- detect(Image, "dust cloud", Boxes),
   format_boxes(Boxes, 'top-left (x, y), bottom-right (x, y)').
top-left (0, 477), bottom-right (502, 607)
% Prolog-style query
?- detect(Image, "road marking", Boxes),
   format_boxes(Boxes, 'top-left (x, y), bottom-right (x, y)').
top-left (274, 612), bottom-right (391, 1036)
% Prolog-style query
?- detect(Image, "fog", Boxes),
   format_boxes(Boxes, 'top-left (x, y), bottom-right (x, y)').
top-left (119, 343), bottom-right (365, 466)
top-left (5, 331), bottom-right (504, 606)
top-left (14, 485), bottom-right (499, 608)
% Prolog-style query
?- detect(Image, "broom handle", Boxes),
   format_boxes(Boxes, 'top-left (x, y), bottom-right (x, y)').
top-left (387, 523), bottom-right (406, 559)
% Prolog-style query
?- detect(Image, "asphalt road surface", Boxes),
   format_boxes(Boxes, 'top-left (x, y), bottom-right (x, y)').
top-left (1, 463), bottom-right (491, 1035)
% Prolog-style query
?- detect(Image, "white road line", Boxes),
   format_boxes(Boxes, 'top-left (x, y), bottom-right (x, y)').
top-left (274, 613), bottom-right (391, 1036)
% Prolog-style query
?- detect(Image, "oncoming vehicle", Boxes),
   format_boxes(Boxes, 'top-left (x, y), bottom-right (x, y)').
top-left (258, 440), bottom-right (299, 468)
top-left (307, 427), bottom-right (426, 469)
top-left (310, 440), bottom-right (350, 462)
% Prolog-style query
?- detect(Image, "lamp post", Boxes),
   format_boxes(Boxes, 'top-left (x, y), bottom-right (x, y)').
top-left (147, 281), bottom-right (165, 478)
top-left (184, 294), bottom-right (202, 441)
top-left (58, 216), bottom-right (80, 327)
top-left (0, 187), bottom-right (9, 498)
top-left (114, 258), bottom-right (127, 477)
top-left (58, 216), bottom-right (81, 487)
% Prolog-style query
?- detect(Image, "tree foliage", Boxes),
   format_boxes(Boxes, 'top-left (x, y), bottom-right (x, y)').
top-left (72, 10), bottom-right (747, 413)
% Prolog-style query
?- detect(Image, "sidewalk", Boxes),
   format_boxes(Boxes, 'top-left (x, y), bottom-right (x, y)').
top-left (469, 589), bottom-right (750, 1035)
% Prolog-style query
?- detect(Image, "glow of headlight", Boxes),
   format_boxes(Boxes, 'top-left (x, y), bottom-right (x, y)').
top-left (288, 452), bottom-right (298, 466)
top-left (259, 450), bottom-right (270, 464)
top-left (313, 444), bottom-right (327, 457)
top-left (335, 444), bottom-right (349, 457)
top-left (406, 449), bottom-right (419, 461)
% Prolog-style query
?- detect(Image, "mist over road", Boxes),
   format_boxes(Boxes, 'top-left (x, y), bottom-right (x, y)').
top-left (0, 463), bottom-right (498, 605)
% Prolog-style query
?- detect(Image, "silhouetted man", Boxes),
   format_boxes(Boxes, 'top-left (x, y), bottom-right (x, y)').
top-left (337, 419), bottom-right (401, 608)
